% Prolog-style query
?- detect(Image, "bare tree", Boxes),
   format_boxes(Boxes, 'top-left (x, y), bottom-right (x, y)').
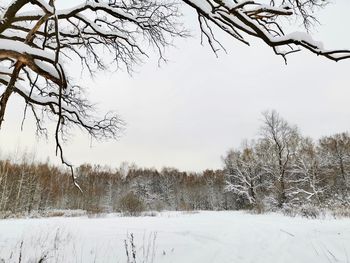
top-left (259, 110), bottom-right (300, 207)
top-left (0, 0), bottom-right (349, 185)
top-left (0, 160), bottom-right (9, 210)
top-left (0, 0), bottom-right (186, 186)
top-left (289, 137), bottom-right (326, 204)
top-left (318, 132), bottom-right (350, 189)
top-left (224, 142), bottom-right (264, 206)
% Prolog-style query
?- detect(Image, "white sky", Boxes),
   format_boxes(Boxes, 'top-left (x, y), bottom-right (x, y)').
top-left (0, 1), bottom-right (350, 171)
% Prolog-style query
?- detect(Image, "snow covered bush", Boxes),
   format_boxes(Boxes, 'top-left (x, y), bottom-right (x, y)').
top-left (280, 203), bottom-right (326, 219)
top-left (298, 204), bottom-right (322, 219)
top-left (332, 207), bottom-right (350, 219)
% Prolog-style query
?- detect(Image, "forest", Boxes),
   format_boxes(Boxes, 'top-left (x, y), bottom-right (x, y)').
top-left (0, 111), bottom-right (349, 218)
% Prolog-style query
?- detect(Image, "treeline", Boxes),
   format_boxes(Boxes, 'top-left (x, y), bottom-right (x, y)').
top-left (0, 159), bottom-right (235, 216)
top-left (223, 110), bottom-right (350, 211)
top-left (0, 110), bottom-right (349, 217)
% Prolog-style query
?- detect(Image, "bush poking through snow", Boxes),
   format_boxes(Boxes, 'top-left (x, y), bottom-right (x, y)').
top-left (119, 192), bottom-right (145, 216)
top-left (280, 204), bottom-right (327, 219)
top-left (299, 204), bottom-right (322, 219)
top-left (331, 207), bottom-right (350, 219)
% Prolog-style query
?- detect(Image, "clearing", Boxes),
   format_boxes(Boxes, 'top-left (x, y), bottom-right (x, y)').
top-left (0, 211), bottom-right (349, 262)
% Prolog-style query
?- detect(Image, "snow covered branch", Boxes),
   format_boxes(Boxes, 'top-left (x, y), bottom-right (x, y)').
top-left (224, 145), bottom-right (264, 205)
top-left (0, 0), bottom-right (185, 186)
top-left (184, 0), bottom-right (350, 62)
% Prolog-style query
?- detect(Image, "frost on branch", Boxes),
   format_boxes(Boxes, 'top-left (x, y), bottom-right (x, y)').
top-left (184, 0), bottom-right (350, 61)
top-left (224, 143), bottom-right (264, 206)
top-left (0, 0), bottom-right (186, 186)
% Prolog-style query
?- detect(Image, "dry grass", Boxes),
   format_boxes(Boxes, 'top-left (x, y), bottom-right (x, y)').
top-left (0, 228), bottom-right (158, 263)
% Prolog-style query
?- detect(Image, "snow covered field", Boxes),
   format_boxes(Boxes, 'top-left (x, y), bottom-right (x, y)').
top-left (0, 211), bottom-right (349, 263)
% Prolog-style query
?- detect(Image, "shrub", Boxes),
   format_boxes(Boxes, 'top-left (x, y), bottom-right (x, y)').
top-left (177, 200), bottom-right (193, 211)
top-left (331, 206), bottom-right (350, 219)
top-left (119, 192), bottom-right (145, 216)
top-left (281, 205), bottom-right (297, 217)
top-left (281, 204), bottom-right (324, 219)
top-left (299, 204), bottom-right (321, 219)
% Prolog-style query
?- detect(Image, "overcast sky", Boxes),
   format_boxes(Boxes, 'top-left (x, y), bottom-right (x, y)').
top-left (0, 1), bottom-right (350, 172)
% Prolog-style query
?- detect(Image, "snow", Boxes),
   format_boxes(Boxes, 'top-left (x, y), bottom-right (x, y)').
top-left (0, 39), bottom-right (56, 61)
top-left (17, 1), bottom-right (137, 22)
top-left (277, 32), bottom-right (325, 50)
top-left (0, 211), bottom-right (349, 262)
top-left (35, 0), bottom-right (54, 14)
top-left (0, 65), bottom-right (12, 75)
top-left (34, 59), bottom-right (60, 79)
top-left (244, 3), bottom-right (292, 15)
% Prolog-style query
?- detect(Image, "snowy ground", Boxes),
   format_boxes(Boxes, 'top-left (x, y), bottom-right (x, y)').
top-left (0, 211), bottom-right (349, 263)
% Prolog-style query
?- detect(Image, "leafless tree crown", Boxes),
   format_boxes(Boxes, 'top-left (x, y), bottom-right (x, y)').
top-left (0, 0), bottom-right (188, 187)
